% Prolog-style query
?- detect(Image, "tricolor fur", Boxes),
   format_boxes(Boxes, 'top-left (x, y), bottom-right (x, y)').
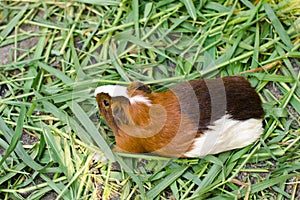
top-left (95, 76), bottom-right (264, 157)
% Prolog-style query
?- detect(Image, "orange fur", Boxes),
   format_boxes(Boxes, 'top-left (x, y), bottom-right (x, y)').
top-left (113, 91), bottom-right (197, 157)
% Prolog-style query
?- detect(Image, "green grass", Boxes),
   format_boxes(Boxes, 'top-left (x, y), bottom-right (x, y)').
top-left (0, 0), bottom-right (299, 199)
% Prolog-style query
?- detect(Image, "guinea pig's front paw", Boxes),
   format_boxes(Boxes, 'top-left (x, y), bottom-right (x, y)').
top-left (92, 152), bottom-right (108, 163)
top-left (112, 146), bottom-right (126, 153)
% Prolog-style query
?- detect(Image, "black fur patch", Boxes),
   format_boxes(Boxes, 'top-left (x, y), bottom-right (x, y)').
top-left (171, 76), bottom-right (264, 132)
top-left (131, 82), bottom-right (152, 94)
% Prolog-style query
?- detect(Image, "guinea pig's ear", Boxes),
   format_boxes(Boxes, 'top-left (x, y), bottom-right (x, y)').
top-left (128, 82), bottom-right (152, 96)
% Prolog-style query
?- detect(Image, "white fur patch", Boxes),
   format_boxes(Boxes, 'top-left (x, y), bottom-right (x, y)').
top-left (130, 95), bottom-right (152, 106)
top-left (94, 85), bottom-right (152, 106)
top-left (184, 115), bottom-right (263, 157)
top-left (94, 85), bottom-right (129, 98)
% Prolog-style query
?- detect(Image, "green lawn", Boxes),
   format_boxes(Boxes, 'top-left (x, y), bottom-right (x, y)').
top-left (0, 0), bottom-right (299, 199)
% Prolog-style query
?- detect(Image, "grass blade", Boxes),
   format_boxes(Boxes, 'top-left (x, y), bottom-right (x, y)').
top-left (0, 105), bottom-right (26, 166)
top-left (67, 101), bottom-right (115, 161)
top-left (37, 61), bottom-right (73, 85)
top-left (181, 0), bottom-right (197, 20)
top-left (264, 3), bottom-right (294, 50)
top-left (147, 165), bottom-right (188, 199)
top-left (239, 174), bottom-right (297, 196)
top-left (0, 5), bottom-right (27, 41)
top-left (73, 0), bottom-right (119, 6)
top-left (0, 116), bottom-right (43, 171)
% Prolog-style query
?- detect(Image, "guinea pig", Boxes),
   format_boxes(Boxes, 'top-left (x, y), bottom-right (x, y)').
top-left (95, 76), bottom-right (264, 158)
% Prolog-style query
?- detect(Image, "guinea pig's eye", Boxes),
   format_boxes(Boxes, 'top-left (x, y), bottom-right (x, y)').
top-left (103, 99), bottom-right (110, 107)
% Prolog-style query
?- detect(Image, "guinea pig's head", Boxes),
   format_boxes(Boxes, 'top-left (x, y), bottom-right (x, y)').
top-left (94, 85), bottom-right (126, 134)
top-left (94, 83), bottom-right (153, 135)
